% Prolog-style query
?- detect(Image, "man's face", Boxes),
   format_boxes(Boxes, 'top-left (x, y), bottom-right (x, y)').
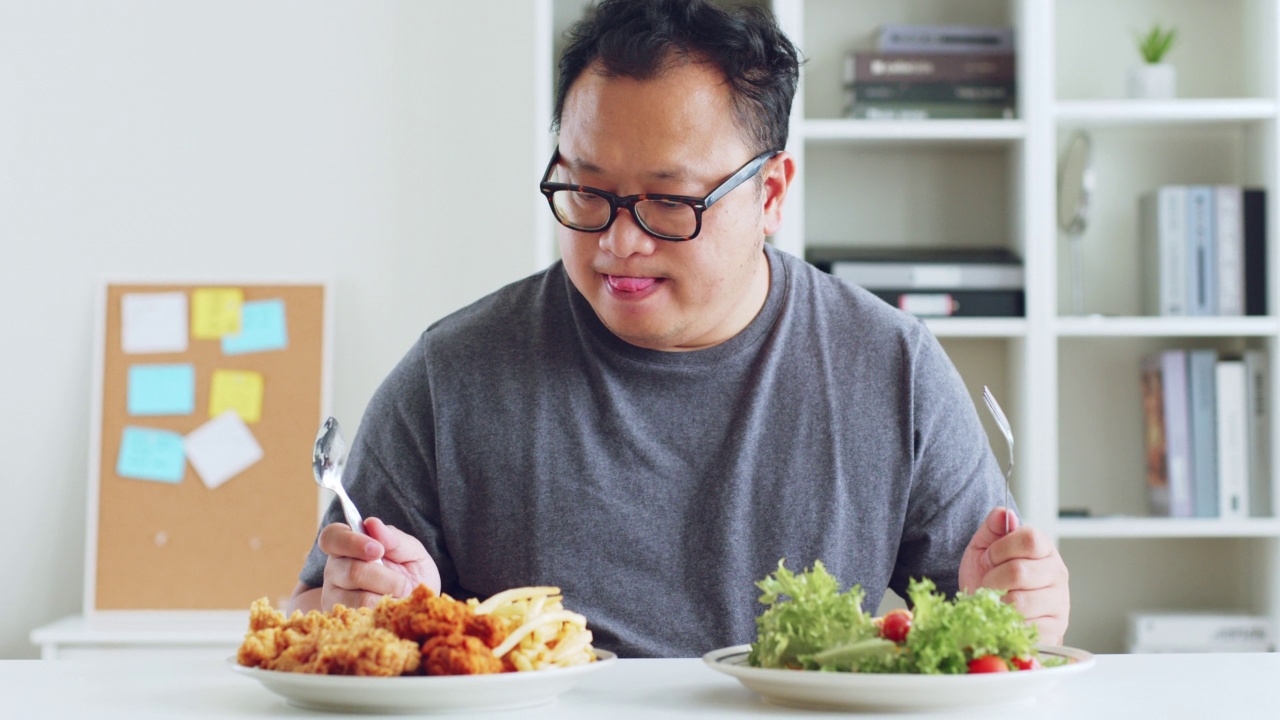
top-left (555, 60), bottom-right (791, 351)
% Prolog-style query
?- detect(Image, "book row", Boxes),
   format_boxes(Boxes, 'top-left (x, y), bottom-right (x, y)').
top-left (1141, 349), bottom-right (1271, 520)
top-left (1140, 186), bottom-right (1268, 317)
top-left (842, 25), bottom-right (1016, 121)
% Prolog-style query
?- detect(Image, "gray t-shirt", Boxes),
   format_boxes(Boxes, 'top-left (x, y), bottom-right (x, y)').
top-left (300, 245), bottom-right (1007, 658)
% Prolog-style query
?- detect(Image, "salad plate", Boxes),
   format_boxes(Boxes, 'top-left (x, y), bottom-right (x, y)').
top-left (703, 644), bottom-right (1094, 712)
top-left (229, 649), bottom-right (616, 714)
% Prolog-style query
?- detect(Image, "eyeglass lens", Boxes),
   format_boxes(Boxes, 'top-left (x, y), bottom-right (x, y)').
top-left (550, 190), bottom-right (697, 238)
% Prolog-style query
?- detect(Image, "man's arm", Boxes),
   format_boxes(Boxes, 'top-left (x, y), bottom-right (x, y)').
top-left (888, 326), bottom-right (1070, 643)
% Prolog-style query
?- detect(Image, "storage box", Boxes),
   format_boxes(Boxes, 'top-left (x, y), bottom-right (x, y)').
top-left (1127, 612), bottom-right (1273, 653)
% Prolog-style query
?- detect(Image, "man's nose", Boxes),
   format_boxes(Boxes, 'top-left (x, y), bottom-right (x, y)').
top-left (598, 206), bottom-right (658, 257)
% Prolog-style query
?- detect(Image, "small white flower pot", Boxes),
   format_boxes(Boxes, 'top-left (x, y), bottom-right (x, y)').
top-left (1127, 63), bottom-right (1177, 99)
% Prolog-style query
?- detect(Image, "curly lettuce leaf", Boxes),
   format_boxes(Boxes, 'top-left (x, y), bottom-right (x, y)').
top-left (904, 577), bottom-right (1038, 674)
top-left (747, 560), bottom-right (896, 672)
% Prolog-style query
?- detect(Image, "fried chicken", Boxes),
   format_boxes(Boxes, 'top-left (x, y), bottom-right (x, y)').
top-left (237, 598), bottom-right (421, 676)
top-left (373, 585), bottom-right (509, 650)
top-left (236, 587), bottom-right (512, 677)
top-left (421, 633), bottom-right (506, 675)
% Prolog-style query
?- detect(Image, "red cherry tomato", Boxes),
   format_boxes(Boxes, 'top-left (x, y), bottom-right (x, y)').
top-left (1011, 656), bottom-right (1042, 671)
top-left (879, 609), bottom-right (913, 643)
top-left (968, 655), bottom-right (1011, 673)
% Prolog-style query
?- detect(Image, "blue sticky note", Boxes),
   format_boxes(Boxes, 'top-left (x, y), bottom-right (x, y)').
top-left (116, 427), bottom-right (186, 483)
top-left (222, 299), bottom-right (288, 355)
top-left (127, 364), bottom-right (195, 416)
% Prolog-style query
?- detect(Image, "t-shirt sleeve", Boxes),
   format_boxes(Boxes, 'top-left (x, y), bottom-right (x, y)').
top-left (889, 326), bottom-right (1012, 599)
top-left (297, 333), bottom-right (456, 591)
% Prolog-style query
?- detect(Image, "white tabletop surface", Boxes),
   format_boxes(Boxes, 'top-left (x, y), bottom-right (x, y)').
top-left (4, 652), bottom-right (1277, 719)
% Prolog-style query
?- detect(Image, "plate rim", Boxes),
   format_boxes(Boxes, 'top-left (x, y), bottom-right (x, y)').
top-left (228, 647), bottom-right (617, 685)
top-left (702, 643), bottom-right (1095, 682)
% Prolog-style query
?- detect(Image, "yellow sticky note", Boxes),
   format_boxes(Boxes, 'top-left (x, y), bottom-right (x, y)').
top-left (209, 369), bottom-right (264, 423)
top-left (191, 288), bottom-right (244, 339)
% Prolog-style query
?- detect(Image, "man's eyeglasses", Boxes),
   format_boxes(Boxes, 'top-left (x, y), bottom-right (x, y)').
top-left (539, 147), bottom-right (780, 241)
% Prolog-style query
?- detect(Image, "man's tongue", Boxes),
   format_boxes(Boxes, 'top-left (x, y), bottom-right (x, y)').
top-left (608, 275), bottom-right (658, 293)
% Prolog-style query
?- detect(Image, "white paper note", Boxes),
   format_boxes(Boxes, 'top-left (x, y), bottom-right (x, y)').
top-left (183, 410), bottom-right (264, 490)
top-left (122, 292), bottom-right (189, 353)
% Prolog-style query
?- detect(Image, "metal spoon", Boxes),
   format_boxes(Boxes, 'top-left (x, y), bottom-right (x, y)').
top-left (312, 417), bottom-right (382, 564)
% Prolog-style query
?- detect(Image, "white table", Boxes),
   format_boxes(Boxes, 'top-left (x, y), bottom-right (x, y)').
top-left (3, 652), bottom-right (1277, 718)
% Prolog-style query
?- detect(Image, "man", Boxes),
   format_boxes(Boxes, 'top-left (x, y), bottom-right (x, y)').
top-left (290, 0), bottom-right (1069, 657)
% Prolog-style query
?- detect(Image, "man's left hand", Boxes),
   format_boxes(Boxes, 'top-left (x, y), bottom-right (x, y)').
top-left (958, 507), bottom-right (1070, 646)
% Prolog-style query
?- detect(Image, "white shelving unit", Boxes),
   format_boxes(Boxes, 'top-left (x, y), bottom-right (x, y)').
top-left (538, 0), bottom-right (1280, 654)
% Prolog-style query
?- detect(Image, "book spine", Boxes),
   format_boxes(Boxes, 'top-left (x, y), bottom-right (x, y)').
top-left (1141, 354), bottom-right (1171, 516)
top-left (1186, 186), bottom-right (1217, 316)
top-left (848, 52), bottom-right (1016, 83)
top-left (877, 25), bottom-right (1016, 54)
top-left (1244, 350), bottom-right (1272, 516)
top-left (1162, 187), bottom-right (1189, 316)
top-left (1216, 186), bottom-right (1245, 316)
top-left (849, 81), bottom-right (1015, 104)
top-left (847, 103), bottom-right (1015, 120)
top-left (1244, 189), bottom-right (1268, 316)
top-left (1216, 359), bottom-right (1249, 519)
top-left (1164, 350), bottom-right (1194, 518)
top-left (1188, 349), bottom-right (1220, 517)
top-left (1141, 193), bottom-right (1164, 315)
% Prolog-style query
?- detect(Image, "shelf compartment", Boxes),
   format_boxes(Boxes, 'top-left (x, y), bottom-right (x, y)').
top-left (1058, 517), bottom-right (1280, 539)
top-left (1055, 316), bottom-right (1280, 337)
top-left (1055, 99), bottom-right (1278, 126)
top-left (924, 318), bottom-right (1026, 338)
top-left (804, 119), bottom-right (1026, 144)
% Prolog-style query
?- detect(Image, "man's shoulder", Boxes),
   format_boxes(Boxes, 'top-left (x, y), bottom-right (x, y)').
top-left (773, 246), bottom-right (928, 346)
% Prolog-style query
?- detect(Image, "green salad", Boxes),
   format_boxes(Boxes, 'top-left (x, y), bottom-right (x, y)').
top-left (747, 560), bottom-right (1059, 674)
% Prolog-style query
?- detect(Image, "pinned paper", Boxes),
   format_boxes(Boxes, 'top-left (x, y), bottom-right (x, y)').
top-left (191, 288), bottom-right (244, 339)
top-left (117, 427), bottom-right (186, 483)
top-left (127, 364), bottom-right (195, 416)
top-left (209, 369), bottom-right (264, 423)
top-left (184, 410), bottom-right (264, 489)
top-left (121, 292), bottom-right (188, 354)
top-left (222, 299), bottom-right (288, 355)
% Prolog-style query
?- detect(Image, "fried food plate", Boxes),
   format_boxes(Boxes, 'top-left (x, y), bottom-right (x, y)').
top-left (703, 645), bottom-right (1094, 712)
top-left (229, 649), bottom-right (616, 714)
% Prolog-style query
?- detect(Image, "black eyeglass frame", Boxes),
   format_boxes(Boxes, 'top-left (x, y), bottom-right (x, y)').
top-left (539, 147), bottom-right (781, 241)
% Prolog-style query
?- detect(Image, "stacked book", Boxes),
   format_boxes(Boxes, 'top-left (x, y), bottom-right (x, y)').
top-left (843, 24), bottom-right (1016, 120)
top-left (1141, 349), bottom-right (1271, 519)
top-left (806, 246), bottom-right (1024, 317)
top-left (1140, 186), bottom-right (1268, 316)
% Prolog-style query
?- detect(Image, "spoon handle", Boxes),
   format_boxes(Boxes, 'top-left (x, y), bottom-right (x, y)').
top-left (334, 486), bottom-right (384, 566)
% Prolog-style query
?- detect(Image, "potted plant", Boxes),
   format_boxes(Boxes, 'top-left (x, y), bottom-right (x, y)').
top-left (1127, 24), bottom-right (1177, 99)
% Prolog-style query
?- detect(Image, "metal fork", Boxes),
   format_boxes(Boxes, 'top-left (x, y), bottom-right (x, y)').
top-left (981, 386), bottom-right (1013, 534)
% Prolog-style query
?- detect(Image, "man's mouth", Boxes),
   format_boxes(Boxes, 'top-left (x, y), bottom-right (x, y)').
top-left (604, 274), bottom-right (664, 296)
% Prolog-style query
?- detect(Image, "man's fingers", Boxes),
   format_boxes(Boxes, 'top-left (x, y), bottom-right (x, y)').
top-left (363, 518), bottom-right (428, 564)
top-left (318, 522), bottom-right (383, 562)
top-left (981, 557), bottom-right (1058, 593)
top-left (1001, 587), bottom-right (1066, 621)
top-left (966, 507), bottom-right (1019, 555)
top-left (986, 525), bottom-right (1055, 567)
top-left (324, 556), bottom-right (413, 599)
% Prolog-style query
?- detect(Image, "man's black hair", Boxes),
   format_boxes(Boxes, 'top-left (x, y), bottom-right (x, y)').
top-left (552, 0), bottom-right (802, 156)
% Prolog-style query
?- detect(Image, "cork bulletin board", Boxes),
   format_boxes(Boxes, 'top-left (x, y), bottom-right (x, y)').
top-left (86, 282), bottom-right (331, 612)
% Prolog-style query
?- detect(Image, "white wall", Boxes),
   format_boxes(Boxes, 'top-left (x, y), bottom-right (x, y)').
top-left (0, 0), bottom-right (540, 659)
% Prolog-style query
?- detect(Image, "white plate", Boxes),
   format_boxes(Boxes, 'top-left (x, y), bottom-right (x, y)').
top-left (229, 649), bottom-right (616, 714)
top-left (703, 644), bottom-right (1094, 712)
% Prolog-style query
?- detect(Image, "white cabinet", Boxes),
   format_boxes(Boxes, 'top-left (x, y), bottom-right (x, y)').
top-left (537, 0), bottom-right (1280, 654)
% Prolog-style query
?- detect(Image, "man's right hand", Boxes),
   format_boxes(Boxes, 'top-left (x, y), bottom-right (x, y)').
top-left (289, 517), bottom-right (441, 613)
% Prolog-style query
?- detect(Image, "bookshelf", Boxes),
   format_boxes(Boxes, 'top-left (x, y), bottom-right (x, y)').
top-left (536, 0), bottom-right (1280, 654)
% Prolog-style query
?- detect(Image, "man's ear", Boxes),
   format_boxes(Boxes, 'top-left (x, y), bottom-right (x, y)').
top-left (760, 151), bottom-right (796, 237)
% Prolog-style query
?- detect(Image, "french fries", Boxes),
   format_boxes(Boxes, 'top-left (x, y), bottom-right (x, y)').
top-left (468, 586), bottom-right (596, 670)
